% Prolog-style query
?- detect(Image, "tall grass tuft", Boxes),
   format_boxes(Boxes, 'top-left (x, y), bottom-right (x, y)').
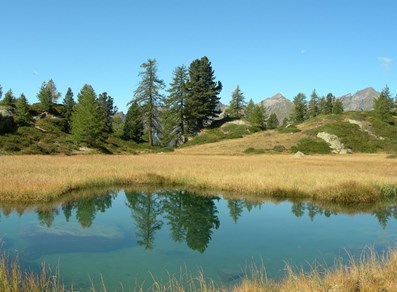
top-left (0, 253), bottom-right (67, 292)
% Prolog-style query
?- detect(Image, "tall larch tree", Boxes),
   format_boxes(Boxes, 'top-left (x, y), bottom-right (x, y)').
top-left (226, 85), bottom-right (246, 118)
top-left (132, 59), bottom-right (165, 146)
top-left (185, 56), bottom-right (222, 133)
top-left (1, 89), bottom-right (16, 106)
top-left (323, 93), bottom-right (335, 114)
top-left (244, 99), bottom-right (255, 118)
top-left (123, 101), bottom-right (144, 143)
top-left (267, 113), bottom-right (279, 129)
top-left (332, 99), bottom-right (344, 114)
top-left (161, 65), bottom-right (189, 146)
top-left (62, 87), bottom-right (75, 133)
top-left (373, 85), bottom-right (393, 121)
top-left (71, 84), bottom-right (105, 147)
top-left (307, 89), bottom-right (319, 118)
top-left (37, 79), bottom-right (61, 112)
top-left (98, 92), bottom-right (118, 133)
top-left (291, 93), bottom-right (307, 123)
top-left (15, 94), bottom-right (31, 125)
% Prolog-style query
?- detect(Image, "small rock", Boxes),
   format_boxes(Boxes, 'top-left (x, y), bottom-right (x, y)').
top-left (293, 151), bottom-right (305, 158)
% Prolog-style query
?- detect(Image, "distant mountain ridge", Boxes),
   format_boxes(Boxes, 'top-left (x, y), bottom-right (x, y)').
top-left (338, 87), bottom-right (380, 111)
top-left (257, 87), bottom-right (381, 123)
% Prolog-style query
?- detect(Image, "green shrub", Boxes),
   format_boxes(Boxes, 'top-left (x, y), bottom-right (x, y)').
top-left (273, 145), bottom-right (286, 152)
top-left (278, 126), bottom-right (301, 133)
top-left (244, 147), bottom-right (265, 154)
top-left (291, 138), bottom-right (331, 154)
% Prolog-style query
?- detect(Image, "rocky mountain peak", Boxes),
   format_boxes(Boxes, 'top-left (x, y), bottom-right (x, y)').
top-left (260, 93), bottom-right (293, 123)
top-left (339, 87), bottom-right (380, 111)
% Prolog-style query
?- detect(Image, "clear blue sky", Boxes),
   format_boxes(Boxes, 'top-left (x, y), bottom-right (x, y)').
top-left (0, 0), bottom-right (395, 112)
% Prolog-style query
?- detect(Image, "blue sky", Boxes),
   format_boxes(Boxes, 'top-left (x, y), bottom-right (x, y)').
top-left (0, 0), bottom-right (395, 112)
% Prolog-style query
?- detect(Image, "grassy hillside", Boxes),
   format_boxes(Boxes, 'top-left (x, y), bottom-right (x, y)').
top-left (178, 112), bottom-right (397, 155)
top-left (0, 104), bottom-right (169, 155)
top-left (1, 106), bottom-right (396, 155)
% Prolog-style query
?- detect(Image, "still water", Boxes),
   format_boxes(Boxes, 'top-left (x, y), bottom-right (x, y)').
top-left (1, 189), bottom-right (397, 290)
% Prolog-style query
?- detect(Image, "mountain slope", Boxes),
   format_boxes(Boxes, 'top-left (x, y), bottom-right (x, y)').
top-left (177, 112), bottom-right (397, 155)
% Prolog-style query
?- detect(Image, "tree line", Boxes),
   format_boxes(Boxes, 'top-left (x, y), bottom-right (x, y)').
top-left (1, 59), bottom-right (396, 147)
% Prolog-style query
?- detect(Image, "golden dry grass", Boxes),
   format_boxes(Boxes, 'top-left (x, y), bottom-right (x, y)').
top-left (0, 153), bottom-right (396, 202)
top-left (177, 130), bottom-right (308, 155)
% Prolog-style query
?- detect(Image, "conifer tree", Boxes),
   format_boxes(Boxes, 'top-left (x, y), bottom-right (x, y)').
top-left (226, 85), bottom-right (246, 118)
top-left (307, 89), bottom-right (319, 118)
top-left (0, 84), bottom-right (2, 101)
top-left (62, 87), bottom-right (75, 133)
top-left (37, 79), bottom-right (61, 112)
top-left (71, 84), bottom-right (105, 146)
top-left (324, 93), bottom-right (335, 114)
top-left (98, 92), bottom-right (117, 133)
top-left (244, 99), bottom-right (255, 118)
top-left (185, 56), bottom-right (222, 133)
top-left (291, 93), bottom-right (307, 123)
top-left (15, 94), bottom-right (31, 125)
top-left (332, 99), bottom-right (344, 114)
top-left (267, 113), bottom-right (279, 129)
top-left (248, 105), bottom-right (266, 129)
top-left (374, 85), bottom-right (393, 121)
top-left (1, 89), bottom-right (16, 106)
top-left (132, 59), bottom-right (165, 146)
top-left (124, 101), bottom-right (144, 143)
top-left (161, 65), bottom-right (189, 146)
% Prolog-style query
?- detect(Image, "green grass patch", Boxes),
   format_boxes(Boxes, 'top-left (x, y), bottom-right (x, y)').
top-left (278, 125), bottom-right (301, 133)
top-left (291, 138), bottom-right (331, 154)
top-left (244, 147), bottom-right (265, 154)
top-left (183, 123), bottom-right (253, 147)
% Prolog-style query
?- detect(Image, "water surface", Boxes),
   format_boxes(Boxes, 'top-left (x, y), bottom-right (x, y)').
top-left (1, 189), bottom-right (396, 290)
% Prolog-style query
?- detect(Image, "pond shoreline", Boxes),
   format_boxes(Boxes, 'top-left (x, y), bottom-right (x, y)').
top-left (1, 153), bottom-right (397, 203)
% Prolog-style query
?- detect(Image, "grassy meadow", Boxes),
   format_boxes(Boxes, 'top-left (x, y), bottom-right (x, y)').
top-left (0, 153), bottom-right (396, 203)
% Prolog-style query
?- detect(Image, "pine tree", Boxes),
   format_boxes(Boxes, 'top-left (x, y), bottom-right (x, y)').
top-left (291, 93), bottom-right (307, 123)
top-left (373, 85), bottom-right (393, 121)
top-left (0, 84), bottom-right (2, 101)
top-left (226, 85), bottom-right (246, 118)
top-left (307, 89), bottom-right (319, 118)
top-left (324, 93), bottom-right (334, 114)
top-left (132, 59), bottom-right (165, 146)
top-left (161, 65), bottom-right (189, 146)
top-left (123, 101), bottom-right (144, 142)
top-left (98, 92), bottom-right (118, 133)
top-left (15, 94), bottom-right (31, 125)
top-left (248, 105), bottom-right (266, 129)
top-left (71, 84), bottom-right (105, 146)
top-left (62, 87), bottom-right (75, 133)
top-left (1, 89), bottom-right (16, 106)
top-left (267, 113), bottom-right (279, 129)
top-left (37, 79), bottom-right (61, 112)
top-left (332, 99), bottom-right (344, 114)
top-left (185, 56), bottom-right (222, 133)
top-left (244, 99), bottom-right (255, 118)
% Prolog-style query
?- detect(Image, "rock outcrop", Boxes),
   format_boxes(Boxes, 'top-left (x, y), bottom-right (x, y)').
top-left (317, 132), bottom-right (351, 154)
top-left (0, 106), bottom-right (16, 134)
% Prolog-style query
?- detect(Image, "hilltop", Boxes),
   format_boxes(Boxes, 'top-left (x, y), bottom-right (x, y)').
top-left (177, 111), bottom-right (397, 155)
